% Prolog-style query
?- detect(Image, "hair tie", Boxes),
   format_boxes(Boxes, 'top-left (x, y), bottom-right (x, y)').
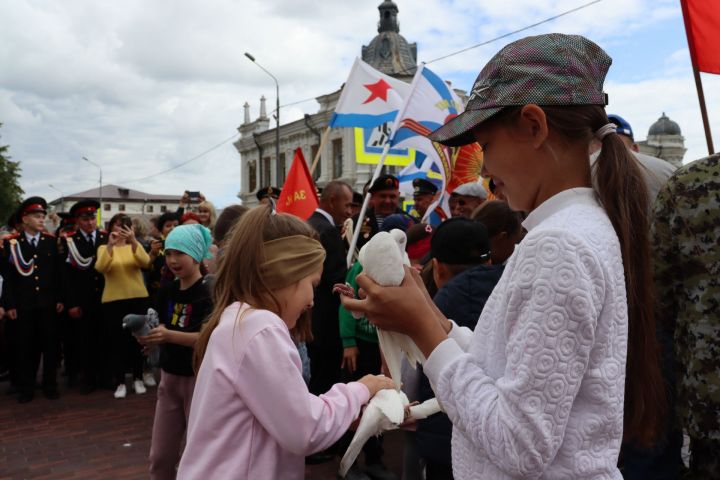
top-left (594, 123), bottom-right (617, 141)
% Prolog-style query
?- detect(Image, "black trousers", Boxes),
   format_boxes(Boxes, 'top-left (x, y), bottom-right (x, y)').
top-left (307, 343), bottom-right (343, 396)
top-left (15, 306), bottom-right (59, 395)
top-left (102, 298), bottom-right (147, 384)
top-left (72, 303), bottom-right (104, 387)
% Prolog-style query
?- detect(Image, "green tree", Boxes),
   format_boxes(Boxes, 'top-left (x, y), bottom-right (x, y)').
top-left (0, 123), bottom-right (24, 224)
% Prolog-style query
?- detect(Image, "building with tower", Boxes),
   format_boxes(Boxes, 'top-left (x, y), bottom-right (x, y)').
top-left (637, 112), bottom-right (686, 168)
top-left (235, 0), bottom-right (427, 207)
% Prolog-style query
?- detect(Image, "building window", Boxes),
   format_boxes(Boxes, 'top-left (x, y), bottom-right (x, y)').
top-left (103, 203), bottom-right (111, 211)
top-left (311, 144), bottom-right (320, 181)
top-left (160, 205), bottom-right (167, 213)
top-left (118, 204), bottom-right (126, 212)
top-left (262, 156), bottom-right (271, 187)
top-left (332, 138), bottom-right (343, 179)
top-left (248, 160), bottom-right (257, 192)
top-left (146, 205), bottom-right (154, 213)
top-left (278, 152), bottom-right (286, 186)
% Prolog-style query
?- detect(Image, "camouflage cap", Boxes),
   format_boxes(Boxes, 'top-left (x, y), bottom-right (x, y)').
top-left (429, 33), bottom-right (612, 147)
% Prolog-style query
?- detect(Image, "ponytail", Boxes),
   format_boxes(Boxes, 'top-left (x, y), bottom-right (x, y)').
top-left (592, 128), bottom-right (666, 446)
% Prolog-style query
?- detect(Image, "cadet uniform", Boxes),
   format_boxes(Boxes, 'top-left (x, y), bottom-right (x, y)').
top-left (1, 198), bottom-right (64, 402)
top-left (60, 200), bottom-right (108, 393)
top-left (652, 153), bottom-right (720, 478)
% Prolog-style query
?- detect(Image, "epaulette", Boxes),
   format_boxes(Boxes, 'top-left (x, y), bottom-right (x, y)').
top-left (99, 230), bottom-right (108, 235)
top-left (3, 233), bottom-right (20, 240)
top-left (41, 231), bottom-right (56, 238)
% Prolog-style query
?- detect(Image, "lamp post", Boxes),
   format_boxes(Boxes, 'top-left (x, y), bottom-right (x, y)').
top-left (244, 52), bottom-right (280, 184)
top-left (48, 184), bottom-right (65, 212)
top-left (82, 156), bottom-right (103, 226)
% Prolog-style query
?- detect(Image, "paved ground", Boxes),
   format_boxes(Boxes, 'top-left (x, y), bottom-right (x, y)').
top-left (0, 380), bottom-right (404, 479)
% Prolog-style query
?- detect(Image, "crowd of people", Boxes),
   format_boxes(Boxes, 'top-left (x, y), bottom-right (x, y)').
top-left (0, 32), bottom-right (718, 480)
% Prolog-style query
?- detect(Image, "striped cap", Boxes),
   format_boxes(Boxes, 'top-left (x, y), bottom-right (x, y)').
top-left (429, 33), bottom-right (611, 147)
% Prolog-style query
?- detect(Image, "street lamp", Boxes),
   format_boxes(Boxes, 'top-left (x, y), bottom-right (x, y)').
top-left (48, 184), bottom-right (65, 212)
top-left (244, 52), bottom-right (280, 185)
top-left (82, 156), bottom-right (103, 226)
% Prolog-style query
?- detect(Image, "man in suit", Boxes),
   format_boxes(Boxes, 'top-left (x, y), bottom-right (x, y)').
top-left (306, 180), bottom-right (354, 398)
top-left (1, 197), bottom-right (64, 403)
top-left (353, 174), bottom-right (402, 251)
top-left (61, 200), bottom-right (108, 393)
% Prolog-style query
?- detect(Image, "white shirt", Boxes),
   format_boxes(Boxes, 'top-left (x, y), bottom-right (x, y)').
top-left (315, 208), bottom-right (335, 226)
top-left (82, 229), bottom-right (96, 244)
top-left (24, 231), bottom-right (41, 246)
top-left (424, 188), bottom-right (627, 479)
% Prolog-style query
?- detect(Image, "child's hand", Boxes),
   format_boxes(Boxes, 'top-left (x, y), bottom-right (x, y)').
top-left (139, 325), bottom-right (171, 345)
top-left (358, 374), bottom-right (395, 397)
top-left (341, 346), bottom-right (359, 374)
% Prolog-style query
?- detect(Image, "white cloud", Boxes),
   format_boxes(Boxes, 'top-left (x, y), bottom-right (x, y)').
top-left (0, 0), bottom-right (711, 210)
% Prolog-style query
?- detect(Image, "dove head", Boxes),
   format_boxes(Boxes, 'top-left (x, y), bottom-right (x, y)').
top-left (358, 231), bottom-right (406, 287)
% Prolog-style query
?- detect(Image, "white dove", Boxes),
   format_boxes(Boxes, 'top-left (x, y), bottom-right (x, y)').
top-left (338, 229), bottom-right (442, 478)
top-left (338, 390), bottom-right (440, 477)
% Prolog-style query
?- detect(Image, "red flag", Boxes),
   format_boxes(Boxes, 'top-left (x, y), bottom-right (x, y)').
top-left (681, 0), bottom-right (720, 74)
top-left (276, 148), bottom-right (319, 220)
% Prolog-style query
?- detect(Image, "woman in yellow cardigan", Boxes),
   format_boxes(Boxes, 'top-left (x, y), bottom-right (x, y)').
top-left (96, 214), bottom-right (151, 399)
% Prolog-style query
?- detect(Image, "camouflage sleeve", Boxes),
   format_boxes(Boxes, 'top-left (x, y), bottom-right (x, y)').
top-left (651, 180), bottom-right (680, 334)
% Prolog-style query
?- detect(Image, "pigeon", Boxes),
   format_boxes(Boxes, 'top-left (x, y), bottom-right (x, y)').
top-left (336, 229), bottom-right (442, 478)
top-left (338, 389), bottom-right (440, 477)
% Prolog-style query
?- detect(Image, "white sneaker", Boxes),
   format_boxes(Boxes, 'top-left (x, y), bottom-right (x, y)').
top-left (134, 379), bottom-right (147, 395)
top-left (143, 372), bottom-right (157, 387)
top-left (114, 384), bottom-right (127, 399)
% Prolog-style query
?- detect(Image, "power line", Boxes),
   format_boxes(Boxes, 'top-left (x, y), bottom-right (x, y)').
top-left (424, 0), bottom-right (603, 65)
top-left (116, 132), bottom-right (240, 184)
top-left (115, 1), bottom-right (603, 183)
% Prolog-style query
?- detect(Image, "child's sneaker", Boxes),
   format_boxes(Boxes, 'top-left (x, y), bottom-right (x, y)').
top-left (114, 384), bottom-right (127, 399)
top-left (143, 372), bottom-right (157, 387)
top-left (134, 379), bottom-right (147, 395)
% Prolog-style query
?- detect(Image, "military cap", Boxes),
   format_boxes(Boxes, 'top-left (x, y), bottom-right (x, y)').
top-left (18, 196), bottom-right (48, 217)
top-left (412, 178), bottom-right (438, 197)
top-left (256, 186), bottom-right (281, 201)
top-left (368, 174), bottom-right (399, 194)
top-left (429, 33), bottom-right (611, 147)
top-left (352, 191), bottom-right (364, 205)
top-left (70, 199), bottom-right (100, 219)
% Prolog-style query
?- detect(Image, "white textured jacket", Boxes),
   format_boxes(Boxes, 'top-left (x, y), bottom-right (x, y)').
top-left (424, 188), bottom-right (627, 479)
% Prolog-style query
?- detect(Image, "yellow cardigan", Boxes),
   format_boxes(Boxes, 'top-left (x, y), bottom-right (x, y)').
top-left (95, 243), bottom-right (151, 303)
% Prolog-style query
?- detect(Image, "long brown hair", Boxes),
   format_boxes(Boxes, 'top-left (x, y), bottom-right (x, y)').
top-left (492, 105), bottom-right (665, 446)
top-left (193, 205), bottom-right (318, 370)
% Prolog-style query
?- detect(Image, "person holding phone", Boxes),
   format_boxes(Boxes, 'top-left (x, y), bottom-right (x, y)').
top-left (95, 213), bottom-right (152, 399)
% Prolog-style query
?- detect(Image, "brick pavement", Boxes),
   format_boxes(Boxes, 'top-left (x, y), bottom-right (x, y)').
top-left (0, 380), bottom-right (404, 479)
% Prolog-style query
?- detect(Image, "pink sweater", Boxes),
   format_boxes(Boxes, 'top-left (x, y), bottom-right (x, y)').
top-left (177, 302), bottom-right (370, 479)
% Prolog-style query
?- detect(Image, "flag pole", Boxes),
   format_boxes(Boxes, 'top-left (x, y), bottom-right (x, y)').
top-left (680, 0), bottom-right (715, 155)
top-left (346, 64), bottom-right (426, 267)
top-left (310, 126), bottom-right (332, 175)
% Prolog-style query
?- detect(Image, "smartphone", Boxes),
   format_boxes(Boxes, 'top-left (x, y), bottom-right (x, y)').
top-left (120, 216), bottom-right (133, 229)
top-left (186, 191), bottom-right (201, 202)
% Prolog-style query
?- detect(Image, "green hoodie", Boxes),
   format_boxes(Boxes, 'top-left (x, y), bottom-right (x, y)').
top-left (338, 262), bottom-right (379, 348)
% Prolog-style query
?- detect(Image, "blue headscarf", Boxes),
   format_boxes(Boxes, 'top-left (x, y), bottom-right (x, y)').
top-left (164, 224), bottom-right (213, 263)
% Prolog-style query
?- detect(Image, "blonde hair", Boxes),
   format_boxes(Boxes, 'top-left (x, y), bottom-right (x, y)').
top-left (197, 201), bottom-right (217, 230)
top-left (193, 205), bottom-right (319, 370)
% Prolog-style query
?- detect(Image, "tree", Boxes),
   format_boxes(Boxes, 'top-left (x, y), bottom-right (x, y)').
top-left (0, 123), bottom-right (24, 224)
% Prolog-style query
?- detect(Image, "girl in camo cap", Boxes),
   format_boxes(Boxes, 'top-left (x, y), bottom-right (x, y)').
top-left (341, 33), bottom-right (664, 479)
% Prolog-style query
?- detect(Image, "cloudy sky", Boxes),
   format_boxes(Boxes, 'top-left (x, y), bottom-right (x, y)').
top-left (1, 0), bottom-right (718, 208)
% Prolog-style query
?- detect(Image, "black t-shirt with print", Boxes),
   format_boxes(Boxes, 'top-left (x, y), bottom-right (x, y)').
top-left (156, 277), bottom-right (213, 376)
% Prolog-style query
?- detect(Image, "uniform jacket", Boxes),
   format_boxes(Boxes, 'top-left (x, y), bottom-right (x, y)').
top-left (59, 229), bottom-right (108, 309)
top-left (1, 231), bottom-right (64, 310)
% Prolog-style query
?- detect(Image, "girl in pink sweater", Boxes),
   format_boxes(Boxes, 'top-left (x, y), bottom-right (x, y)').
top-left (177, 205), bottom-right (393, 480)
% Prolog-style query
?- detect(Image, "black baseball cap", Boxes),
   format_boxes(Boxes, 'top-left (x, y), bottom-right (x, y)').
top-left (430, 217), bottom-right (490, 265)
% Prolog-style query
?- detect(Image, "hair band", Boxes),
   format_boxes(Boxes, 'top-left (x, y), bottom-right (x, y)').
top-left (594, 123), bottom-right (617, 141)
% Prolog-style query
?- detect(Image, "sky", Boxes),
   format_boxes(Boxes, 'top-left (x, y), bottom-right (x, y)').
top-left (1, 0), bottom-right (718, 209)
